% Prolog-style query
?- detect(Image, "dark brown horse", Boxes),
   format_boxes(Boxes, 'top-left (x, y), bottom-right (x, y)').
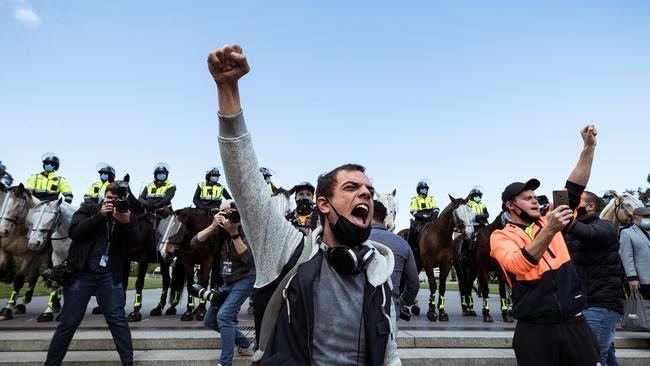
top-left (456, 213), bottom-right (514, 322)
top-left (398, 195), bottom-right (475, 321)
top-left (160, 207), bottom-right (219, 321)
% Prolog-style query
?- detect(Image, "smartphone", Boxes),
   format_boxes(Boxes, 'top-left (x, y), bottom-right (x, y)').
top-left (552, 190), bottom-right (570, 208)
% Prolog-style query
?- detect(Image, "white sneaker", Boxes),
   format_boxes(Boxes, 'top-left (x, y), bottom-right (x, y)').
top-left (236, 340), bottom-right (256, 356)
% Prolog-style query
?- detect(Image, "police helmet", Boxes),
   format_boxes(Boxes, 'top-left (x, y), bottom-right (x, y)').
top-left (41, 152), bottom-right (60, 171)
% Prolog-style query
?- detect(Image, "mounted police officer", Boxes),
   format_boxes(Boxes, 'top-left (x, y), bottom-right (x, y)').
top-left (139, 162), bottom-right (176, 211)
top-left (458, 186), bottom-right (489, 275)
top-left (285, 182), bottom-right (320, 235)
top-left (193, 167), bottom-right (232, 211)
top-left (84, 163), bottom-right (116, 204)
top-left (26, 152), bottom-right (73, 203)
top-left (0, 160), bottom-right (13, 187)
top-left (407, 179), bottom-right (439, 247)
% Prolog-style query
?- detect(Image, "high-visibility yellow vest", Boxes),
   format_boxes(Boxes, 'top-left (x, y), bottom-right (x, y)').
top-left (268, 182), bottom-right (274, 193)
top-left (198, 182), bottom-right (224, 201)
top-left (145, 180), bottom-right (175, 198)
top-left (26, 172), bottom-right (72, 196)
top-left (467, 200), bottom-right (487, 215)
top-left (410, 195), bottom-right (437, 212)
top-left (87, 181), bottom-right (109, 198)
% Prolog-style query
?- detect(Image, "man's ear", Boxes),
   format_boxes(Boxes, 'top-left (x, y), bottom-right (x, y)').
top-left (316, 196), bottom-right (330, 215)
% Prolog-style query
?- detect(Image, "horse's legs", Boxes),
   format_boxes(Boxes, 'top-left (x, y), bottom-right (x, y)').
top-left (437, 262), bottom-right (452, 321)
top-left (477, 267), bottom-right (493, 322)
top-left (0, 254), bottom-right (34, 319)
top-left (160, 260), bottom-right (179, 316)
top-left (127, 261), bottom-right (148, 322)
top-left (423, 263), bottom-right (438, 322)
top-left (498, 273), bottom-right (514, 322)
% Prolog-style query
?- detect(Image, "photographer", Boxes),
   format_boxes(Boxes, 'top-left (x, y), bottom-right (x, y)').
top-left (44, 182), bottom-right (140, 366)
top-left (191, 199), bottom-right (255, 366)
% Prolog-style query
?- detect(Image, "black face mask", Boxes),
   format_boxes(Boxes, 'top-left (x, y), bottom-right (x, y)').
top-left (296, 198), bottom-right (312, 216)
top-left (577, 206), bottom-right (588, 218)
top-left (513, 204), bottom-right (537, 224)
top-left (327, 201), bottom-right (371, 247)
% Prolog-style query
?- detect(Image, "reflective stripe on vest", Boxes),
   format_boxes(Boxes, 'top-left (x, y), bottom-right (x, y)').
top-left (27, 172), bottom-right (68, 194)
top-left (87, 181), bottom-right (109, 198)
top-left (467, 200), bottom-right (486, 215)
top-left (146, 181), bottom-right (174, 198)
top-left (198, 182), bottom-right (224, 200)
top-left (411, 195), bottom-right (436, 211)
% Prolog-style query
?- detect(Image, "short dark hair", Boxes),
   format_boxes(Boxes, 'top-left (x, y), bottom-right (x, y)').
top-left (104, 182), bottom-right (120, 195)
top-left (373, 200), bottom-right (387, 222)
top-left (316, 163), bottom-right (366, 223)
top-left (583, 190), bottom-right (604, 213)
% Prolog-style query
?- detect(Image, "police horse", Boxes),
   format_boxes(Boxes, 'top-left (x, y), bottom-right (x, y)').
top-left (398, 196), bottom-right (475, 321)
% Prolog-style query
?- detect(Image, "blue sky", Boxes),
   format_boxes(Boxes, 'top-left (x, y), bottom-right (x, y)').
top-left (1, 1), bottom-right (648, 229)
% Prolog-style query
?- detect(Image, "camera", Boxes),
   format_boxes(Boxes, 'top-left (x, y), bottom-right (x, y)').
top-left (42, 261), bottom-right (77, 287)
top-left (190, 284), bottom-right (230, 309)
top-left (223, 210), bottom-right (241, 224)
top-left (113, 180), bottom-right (130, 213)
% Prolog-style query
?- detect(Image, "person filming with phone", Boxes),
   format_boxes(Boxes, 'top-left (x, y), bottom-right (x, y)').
top-left (490, 125), bottom-right (601, 366)
top-left (44, 182), bottom-right (140, 366)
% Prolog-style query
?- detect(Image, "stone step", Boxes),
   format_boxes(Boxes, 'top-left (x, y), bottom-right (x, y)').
top-left (1, 329), bottom-right (648, 352)
top-left (2, 348), bottom-right (650, 366)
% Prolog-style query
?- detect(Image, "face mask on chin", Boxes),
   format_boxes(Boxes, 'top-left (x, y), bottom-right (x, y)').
top-left (296, 198), bottom-right (312, 215)
top-left (513, 204), bottom-right (537, 224)
top-left (327, 200), bottom-right (371, 247)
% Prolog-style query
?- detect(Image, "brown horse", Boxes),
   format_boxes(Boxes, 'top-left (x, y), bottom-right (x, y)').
top-left (456, 213), bottom-right (514, 323)
top-left (159, 207), bottom-right (219, 321)
top-left (398, 195), bottom-right (475, 321)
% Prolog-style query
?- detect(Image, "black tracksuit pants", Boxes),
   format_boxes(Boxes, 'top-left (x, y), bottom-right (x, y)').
top-left (513, 315), bottom-right (600, 366)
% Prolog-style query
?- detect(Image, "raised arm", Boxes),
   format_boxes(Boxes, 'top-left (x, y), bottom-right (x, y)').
top-left (208, 45), bottom-right (304, 287)
top-left (567, 125), bottom-right (597, 186)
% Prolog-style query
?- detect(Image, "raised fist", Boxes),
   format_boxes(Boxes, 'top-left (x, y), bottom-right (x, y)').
top-left (580, 124), bottom-right (597, 148)
top-left (207, 44), bottom-right (250, 86)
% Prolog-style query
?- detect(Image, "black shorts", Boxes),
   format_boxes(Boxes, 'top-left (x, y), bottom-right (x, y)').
top-left (513, 315), bottom-right (600, 366)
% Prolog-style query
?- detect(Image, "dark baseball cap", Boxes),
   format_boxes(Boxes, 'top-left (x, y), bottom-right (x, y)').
top-left (501, 179), bottom-right (541, 210)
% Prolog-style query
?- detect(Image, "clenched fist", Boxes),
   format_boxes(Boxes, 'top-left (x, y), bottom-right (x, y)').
top-left (208, 44), bottom-right (250, 86)
top-left (580, 124), bottom-right (597, 148)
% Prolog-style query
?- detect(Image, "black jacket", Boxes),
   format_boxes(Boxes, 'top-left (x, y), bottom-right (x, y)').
top-left (66, 203), bottom-right (141, 284)
top-left (261, 243), bottom-right (392, 366)
top-left (566, 213), bottom-right (624, 314)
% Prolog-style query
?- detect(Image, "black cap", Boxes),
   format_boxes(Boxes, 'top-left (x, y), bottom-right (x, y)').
top-left (501, 178), bottom-right (541, 210)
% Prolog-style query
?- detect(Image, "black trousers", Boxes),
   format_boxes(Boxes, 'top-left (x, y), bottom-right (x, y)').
top-left (513, 315), bottom-right (600, 366)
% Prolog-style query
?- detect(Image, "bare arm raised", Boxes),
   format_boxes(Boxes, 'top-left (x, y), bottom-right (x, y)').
top-left (567, 124), bottom-right (597, 186)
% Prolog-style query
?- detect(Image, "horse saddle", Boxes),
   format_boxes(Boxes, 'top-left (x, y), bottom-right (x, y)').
top-left (407, 220), bottom-right (428, 257)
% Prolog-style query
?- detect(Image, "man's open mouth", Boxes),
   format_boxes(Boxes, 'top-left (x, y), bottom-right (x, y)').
top-left (350, 203), bottom-right (370, 227)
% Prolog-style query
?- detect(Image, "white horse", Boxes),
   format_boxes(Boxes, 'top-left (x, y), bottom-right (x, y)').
top-left (25, 197), bottom-right (77, 322)
top-left (600, 190), bottom-right (643, 232)
top-left (375, 189), bottom-right (399, 232)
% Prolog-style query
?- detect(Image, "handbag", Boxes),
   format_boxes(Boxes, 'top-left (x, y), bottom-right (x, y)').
top-left (621, 289), bottom-right (650, 330)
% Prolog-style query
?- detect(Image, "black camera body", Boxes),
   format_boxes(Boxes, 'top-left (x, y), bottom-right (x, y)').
top-left (42, 260), bottom-right (77, 287)
top-left (113, 180), bottom-right (130, 213)
top-left (223, 210), bottom-right (240, 224)
top-left (190, 284), bottom-right (230, 309)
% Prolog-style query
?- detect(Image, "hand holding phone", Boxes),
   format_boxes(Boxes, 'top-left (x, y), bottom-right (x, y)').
top-left (552, 190), bottom-right (569, 209)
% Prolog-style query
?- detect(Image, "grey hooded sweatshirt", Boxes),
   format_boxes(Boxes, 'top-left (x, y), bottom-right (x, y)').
top-left (218, 111), bottom-right (400, 366)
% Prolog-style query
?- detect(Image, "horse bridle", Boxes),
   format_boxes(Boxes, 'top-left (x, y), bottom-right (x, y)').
top-left (613, 197), bottom-right (635, 224)
top-left (0, 194), bottom-right (26, 225)
top-left (29, 205), bottom-right (67, 242)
